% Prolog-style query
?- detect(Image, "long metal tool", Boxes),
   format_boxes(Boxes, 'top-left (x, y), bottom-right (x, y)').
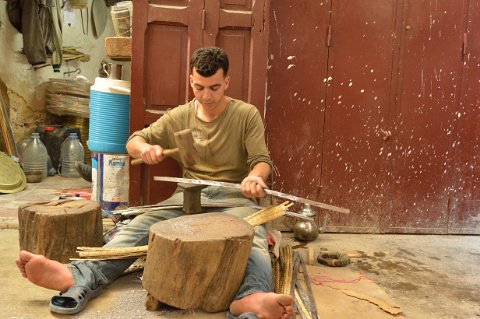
top-left (112, 203), bottom-right (315, 221)
top-left (153, 176), bottom-right (350, 214)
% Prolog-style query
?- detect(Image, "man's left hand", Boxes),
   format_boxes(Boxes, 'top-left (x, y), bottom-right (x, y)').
top-left (241, 176), bottom-right (268, 198)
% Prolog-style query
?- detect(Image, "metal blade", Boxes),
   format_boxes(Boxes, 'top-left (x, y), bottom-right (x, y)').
top-left (153, 176), bottom-right (350, 214)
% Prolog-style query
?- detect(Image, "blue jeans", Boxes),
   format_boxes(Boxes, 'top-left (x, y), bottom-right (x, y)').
top-left (68, 186), bottom-right (272, 317)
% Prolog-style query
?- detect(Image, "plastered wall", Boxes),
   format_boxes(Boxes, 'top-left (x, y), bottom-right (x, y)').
top-left (0, 2), bottom-right (130, 143)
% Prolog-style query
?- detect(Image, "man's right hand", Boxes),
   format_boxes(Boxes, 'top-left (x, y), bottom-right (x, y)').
top-left (138, 144), bottom-right (165, 164)
top-left (126, 136), bottom-right (165, 164)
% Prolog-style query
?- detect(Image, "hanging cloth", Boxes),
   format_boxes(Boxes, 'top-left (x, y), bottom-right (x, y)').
top-left (6, 0), bottom-right (63, 71)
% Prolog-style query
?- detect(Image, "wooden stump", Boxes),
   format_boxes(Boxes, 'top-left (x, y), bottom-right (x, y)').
top-left (143, 213), bottom-right (254, 312)
top-left (18, 200), bottom-right (103, 263)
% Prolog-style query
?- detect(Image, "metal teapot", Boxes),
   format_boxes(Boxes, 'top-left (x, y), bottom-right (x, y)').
top-left (292, 204), bottom-right (320, 242)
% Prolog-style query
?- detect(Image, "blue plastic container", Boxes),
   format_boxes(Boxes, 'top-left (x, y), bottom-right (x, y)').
top-left (88, 78), bottom-right (130, 154)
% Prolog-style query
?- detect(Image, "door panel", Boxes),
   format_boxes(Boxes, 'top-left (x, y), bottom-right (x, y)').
top-left (320, 0), bottom-right (397, 232)
top-left (265, 0), bottom-right (330, 209)
top-left (146, 26), bottom-right (188, 110)
top-left (204, 0), bottom-right (268, 113)
top-left (130, 0), bottom-right (203, 205)
top-left (217, 32), bottom-right (251, 102)
top-left (449, 0), bottom-right (480, 234)
top-left (383, 0), bottom-right (468, 233)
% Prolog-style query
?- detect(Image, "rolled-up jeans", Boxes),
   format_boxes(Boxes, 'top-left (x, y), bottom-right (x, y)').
top-left (68, 186), bottom-right (273, 317)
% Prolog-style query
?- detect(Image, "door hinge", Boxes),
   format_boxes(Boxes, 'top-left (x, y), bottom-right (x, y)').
top-left (202, 9), bottom-right (206, 30)
top-left (326, 25), bottom-right (332, 47)
top-left (462, 33), bottom-right (467, 55)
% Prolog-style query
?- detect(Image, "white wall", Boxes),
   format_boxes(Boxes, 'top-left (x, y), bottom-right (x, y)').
top-left (0, 1), bottom-right (130, 143)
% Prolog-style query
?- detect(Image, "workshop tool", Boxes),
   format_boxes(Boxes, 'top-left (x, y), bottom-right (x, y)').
top-left (177, 182), bottom-right (207, 214)
top-left (131, 129), bottom-right (199, 167)
top-left (112, 203), bottom-right (314, 221)
top-left (295, 253), bottom-right (320, 319)
top-left (153, 176), bottom-right (350, 214)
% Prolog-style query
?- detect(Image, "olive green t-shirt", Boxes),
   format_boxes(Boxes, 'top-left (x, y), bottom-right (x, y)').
top-left (129, 98), bottom-right (272, 183)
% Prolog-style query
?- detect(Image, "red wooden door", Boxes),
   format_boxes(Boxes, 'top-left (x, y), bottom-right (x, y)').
top-left (130, 0), bottom-right (270, 205)
top-left (266, 0), bottom-right (397, 232)
top-left (448, 0), bottom-right (480, 234)
top-left (266, 0), bottom-right (478, 234)
top-left (383, 0), bottom-right (468, 233)
top-left (130, 0), bottom-right (202, 206)
top-left (319, 0), bottom-right (397, 232)
top-left (265, 0), bottom-right (330, 209)
top-left (265, 0), bottom-right (330, 208)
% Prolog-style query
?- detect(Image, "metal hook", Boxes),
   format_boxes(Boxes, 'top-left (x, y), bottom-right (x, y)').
top-left (102, 63), bottom-right (111, 78)
top-left (64, 67), bottom-right (81, 77)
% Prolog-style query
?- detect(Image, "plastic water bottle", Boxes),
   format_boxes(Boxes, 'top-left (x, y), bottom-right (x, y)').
top-left (60, 133), bottom-right (84, 177)
top-left (16, 137), bottom-right (31, 162)
top-left (22, 133), bottom-right (48, 177)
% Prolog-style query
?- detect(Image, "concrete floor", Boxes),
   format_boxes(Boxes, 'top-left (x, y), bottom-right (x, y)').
top-left (1, 176), bottom-right (480, 318)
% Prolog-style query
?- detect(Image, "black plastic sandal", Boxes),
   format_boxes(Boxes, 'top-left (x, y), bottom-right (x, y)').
top-left (49, 285), bottom-right (102, 315)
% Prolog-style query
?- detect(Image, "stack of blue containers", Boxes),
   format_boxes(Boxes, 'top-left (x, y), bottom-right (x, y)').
top-left (88, 77), bottom-right (131, 214)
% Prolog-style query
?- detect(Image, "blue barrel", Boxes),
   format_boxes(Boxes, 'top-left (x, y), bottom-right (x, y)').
top-left (88, 78), bottom-right (130, 154)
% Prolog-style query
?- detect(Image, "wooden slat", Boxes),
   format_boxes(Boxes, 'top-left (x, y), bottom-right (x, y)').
top-left (105, 37), bottom-right (132, 61)
top-left (0, 92), bottom-right (17, 157)
top-left (148, 4), bottom-right (189, 25)
top-left (218, 9), bottom-right (252, 28)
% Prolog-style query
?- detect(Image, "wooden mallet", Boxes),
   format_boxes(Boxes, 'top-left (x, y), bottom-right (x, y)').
top-left (131, 129), bottom-right (199, 167)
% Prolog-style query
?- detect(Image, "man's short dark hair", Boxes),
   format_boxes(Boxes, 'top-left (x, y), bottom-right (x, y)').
top-left (189, 47), bottom-right (229, 77)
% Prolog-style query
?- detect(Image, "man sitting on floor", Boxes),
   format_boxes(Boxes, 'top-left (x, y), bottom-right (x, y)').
top-left (16, 47), bottom-right (294, 319)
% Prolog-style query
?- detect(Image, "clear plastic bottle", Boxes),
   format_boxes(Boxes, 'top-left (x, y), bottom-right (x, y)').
top-left (22, 133), bottom-right (48, 177)
top-left (16, 137), bottom-right (31, 162)
top-left (60, 133), bottom-right (84, 177)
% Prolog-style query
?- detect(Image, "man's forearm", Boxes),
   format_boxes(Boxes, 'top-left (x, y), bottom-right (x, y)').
top-left (126, 135), bottom-right (148, 158)
top-left (249, 162), bottom-right (271, 183)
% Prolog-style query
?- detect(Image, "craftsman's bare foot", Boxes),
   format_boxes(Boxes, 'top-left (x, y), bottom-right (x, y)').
top-left (230, 292), bottom-right (294, 319)
top-left (16, 250), bottom-right (74, 292)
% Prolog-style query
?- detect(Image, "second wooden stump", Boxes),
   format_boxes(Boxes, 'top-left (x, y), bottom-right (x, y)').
top-left (143, 213), bottom-right (254, 312)
top-left (18, 199), bottom-right (103, 263)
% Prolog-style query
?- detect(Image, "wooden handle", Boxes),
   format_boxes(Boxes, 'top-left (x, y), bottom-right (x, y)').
top-left (130, 148), bottom-right (179, 166)
top-left (131, 158), bottom-right (144, 165)
top-left (162, 148), bottom-right (179, 156)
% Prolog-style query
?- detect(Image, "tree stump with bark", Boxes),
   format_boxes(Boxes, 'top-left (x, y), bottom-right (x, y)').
top-left (143, 213), bottom-right (254, 312)
top-left (18, 200), bottom-right (103, 263)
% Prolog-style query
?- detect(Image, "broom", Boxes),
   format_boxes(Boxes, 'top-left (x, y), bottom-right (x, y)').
top-left (72, 201), bottom-right (292, 261)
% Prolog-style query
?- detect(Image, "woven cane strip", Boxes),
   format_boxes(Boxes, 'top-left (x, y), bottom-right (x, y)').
top-left (295, 288), bottom-right (313, 319)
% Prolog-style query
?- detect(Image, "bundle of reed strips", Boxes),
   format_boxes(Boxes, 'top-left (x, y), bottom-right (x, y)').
top-left (243, 201), bottom-right (292, 226)
top-left (274, 250), bottom-right (319, 319)
top-left (273, 245), bottom-right (294, 295)
top-left (72, 201), bottom-right (292, 261)
top-left (62, 47), bottom-right (90, 62)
